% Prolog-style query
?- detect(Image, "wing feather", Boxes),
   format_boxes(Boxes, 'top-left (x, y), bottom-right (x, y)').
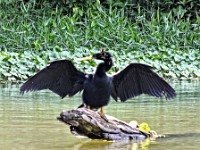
top-left (20, 59), bottom-right (86, 98)
top-left (111, 63), bottom-right (176, 101)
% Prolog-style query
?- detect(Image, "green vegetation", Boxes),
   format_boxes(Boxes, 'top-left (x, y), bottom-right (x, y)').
top-left (0, 0), bottom-right (200, 83)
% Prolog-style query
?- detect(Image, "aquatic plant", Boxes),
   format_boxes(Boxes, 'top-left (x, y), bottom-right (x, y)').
top-left (0, 0), bottom-right (199, 83)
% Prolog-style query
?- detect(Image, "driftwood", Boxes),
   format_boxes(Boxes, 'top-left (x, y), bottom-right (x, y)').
top-left (57, 108), bottom-right (154, 141)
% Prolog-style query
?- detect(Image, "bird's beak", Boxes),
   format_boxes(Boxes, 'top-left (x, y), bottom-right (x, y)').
top-left (77, 56), bottom-right (93, 61)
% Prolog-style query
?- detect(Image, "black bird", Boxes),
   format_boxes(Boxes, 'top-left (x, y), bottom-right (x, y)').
top-left (20, 50), bottom-right (176, 117)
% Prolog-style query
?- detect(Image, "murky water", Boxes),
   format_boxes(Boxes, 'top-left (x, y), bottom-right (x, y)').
top-left (0, 80), bottom-right (200, 150)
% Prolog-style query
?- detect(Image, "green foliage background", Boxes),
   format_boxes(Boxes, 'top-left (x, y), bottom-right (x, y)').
top-left (0, 0), bottom-right (200, 83)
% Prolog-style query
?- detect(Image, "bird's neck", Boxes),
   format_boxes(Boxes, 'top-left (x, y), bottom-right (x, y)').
top-left (95, 59), bottom-right (113, 76)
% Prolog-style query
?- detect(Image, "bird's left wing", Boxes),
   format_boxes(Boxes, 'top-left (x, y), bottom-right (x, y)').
top-left (20, 59), bottom-right (86, 98)
top-left (111, 63), bottom-right (176, 101)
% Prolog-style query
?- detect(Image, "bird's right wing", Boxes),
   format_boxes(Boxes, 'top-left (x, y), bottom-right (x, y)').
top-left (20, 59), bottom-right (86, 98)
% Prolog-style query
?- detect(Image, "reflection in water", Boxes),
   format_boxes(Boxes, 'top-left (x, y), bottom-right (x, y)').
top-left (72, 138), bottom-right (152, 150)
top-left (0, 80), bottom-right (200, 150)
top-left (132, 139), bottom-right (152, 150)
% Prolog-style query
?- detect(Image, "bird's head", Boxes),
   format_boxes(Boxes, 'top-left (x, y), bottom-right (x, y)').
top-left (92, 49), bottom-right (112, 61)
top-left (77, 49), bottom-right (112, 62)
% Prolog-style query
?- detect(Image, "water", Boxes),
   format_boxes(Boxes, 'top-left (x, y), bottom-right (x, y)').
top-left (0, 80), bottom-right (200, 150)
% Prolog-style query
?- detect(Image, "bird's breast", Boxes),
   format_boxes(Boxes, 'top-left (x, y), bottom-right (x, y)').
top-left (82, 75), bottom-right (112, 108)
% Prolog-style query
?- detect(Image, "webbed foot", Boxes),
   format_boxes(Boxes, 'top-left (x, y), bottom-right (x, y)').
top-left (98, 107), bottom-right (109, 122)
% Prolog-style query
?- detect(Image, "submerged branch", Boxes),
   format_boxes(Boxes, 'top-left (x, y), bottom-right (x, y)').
top-left (57, 108), bottom-right (154, 141)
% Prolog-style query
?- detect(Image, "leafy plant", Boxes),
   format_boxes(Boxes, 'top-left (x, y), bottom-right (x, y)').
top-left (0, 0), bottom-right (200, 83)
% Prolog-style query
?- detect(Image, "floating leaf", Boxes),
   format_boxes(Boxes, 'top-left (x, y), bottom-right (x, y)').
top-left (194, 70), bottom-right (200, 77)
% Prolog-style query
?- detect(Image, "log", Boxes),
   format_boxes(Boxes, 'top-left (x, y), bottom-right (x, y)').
top-left (57, 108), bottom-right (154, 141)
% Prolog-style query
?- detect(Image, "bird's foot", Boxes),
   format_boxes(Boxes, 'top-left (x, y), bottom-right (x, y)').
top-left (98, 112), bottom-right (109, 122)
top-left (98, 107), bottom-right (109, 122)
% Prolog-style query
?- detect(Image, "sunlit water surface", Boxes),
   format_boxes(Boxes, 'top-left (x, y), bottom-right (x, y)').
top-left (0, 80), bottom-right (200, 150)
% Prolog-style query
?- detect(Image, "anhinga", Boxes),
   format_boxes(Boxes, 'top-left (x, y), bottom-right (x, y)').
top-left (20, 50), bottom-right (176, 117)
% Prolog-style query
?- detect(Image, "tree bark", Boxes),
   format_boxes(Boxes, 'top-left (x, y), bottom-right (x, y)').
top-left (57, 108), bottom-right (153, 141)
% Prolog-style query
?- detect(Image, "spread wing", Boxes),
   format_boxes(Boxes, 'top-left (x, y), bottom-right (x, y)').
top-left (111, 63), bottom-right (176, 101)
top-left (20, 59), bottom-right (86, 98)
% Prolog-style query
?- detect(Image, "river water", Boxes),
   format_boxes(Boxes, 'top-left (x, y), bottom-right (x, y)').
top-left (0, 80), bottom-right (200, 150)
